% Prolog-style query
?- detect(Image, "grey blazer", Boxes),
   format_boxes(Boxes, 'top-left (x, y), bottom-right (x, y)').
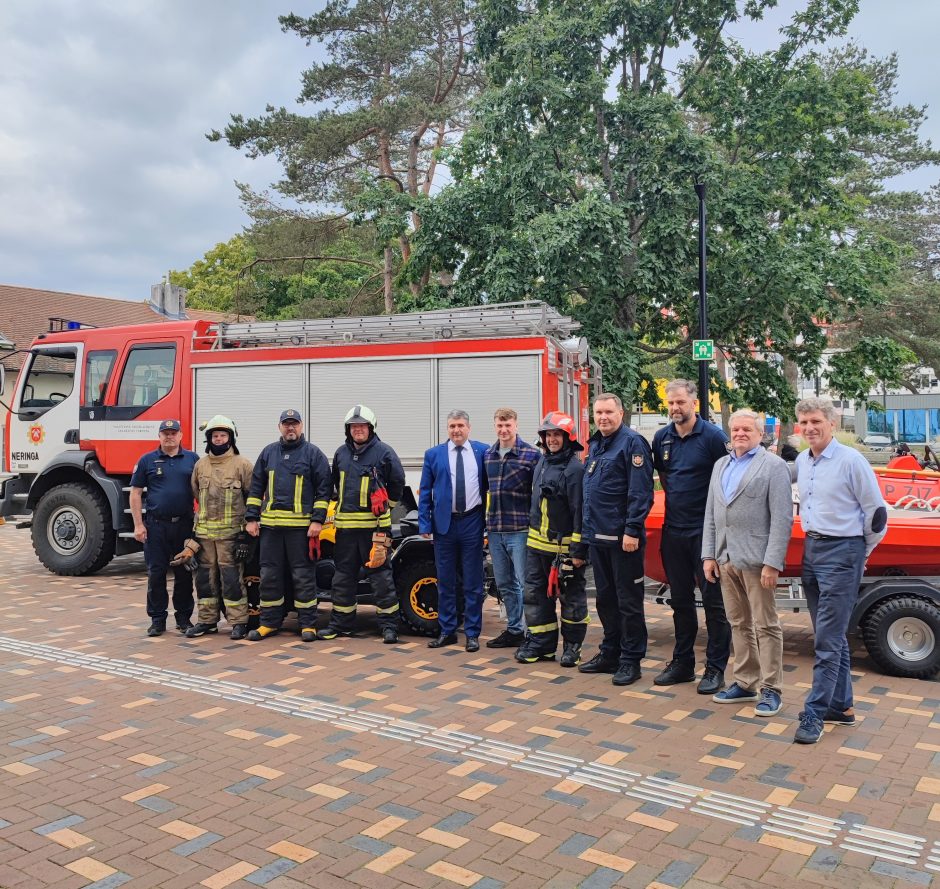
top-left (701, 448), bottom-right (793, 571)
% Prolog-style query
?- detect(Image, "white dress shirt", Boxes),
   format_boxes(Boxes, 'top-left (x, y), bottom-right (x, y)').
top-left (448, 439), bottom-right (481, 511)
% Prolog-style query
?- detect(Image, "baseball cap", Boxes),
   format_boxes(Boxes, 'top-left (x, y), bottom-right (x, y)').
top-left (159, 419), bottom-right (182, 433)
top-left (279, 409), bottom-right (302, 423)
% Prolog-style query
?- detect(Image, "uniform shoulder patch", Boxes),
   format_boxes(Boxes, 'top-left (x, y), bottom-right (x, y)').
top-left (632, 454), bottom-right (644, 467)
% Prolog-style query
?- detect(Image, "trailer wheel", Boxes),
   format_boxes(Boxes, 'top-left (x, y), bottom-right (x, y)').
top-left (397, 557), bottom-right (440, 636)
top-left (861, 596), bottom-right (940, 679)
top-left (32, 483), bottom-right (115, 576)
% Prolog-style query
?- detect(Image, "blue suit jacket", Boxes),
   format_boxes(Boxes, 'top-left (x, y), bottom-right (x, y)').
top-left (418, 440), bottom-right (488, 535)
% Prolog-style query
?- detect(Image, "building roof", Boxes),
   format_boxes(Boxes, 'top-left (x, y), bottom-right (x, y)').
top-left (0, 283), bottom-right (236, 372)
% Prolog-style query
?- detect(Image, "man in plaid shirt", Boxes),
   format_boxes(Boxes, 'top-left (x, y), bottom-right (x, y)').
top-left (484, 408), bottom-right (541, 648)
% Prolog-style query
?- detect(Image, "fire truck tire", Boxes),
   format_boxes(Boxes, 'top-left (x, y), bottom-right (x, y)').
top-left (861, 596), bottom-right (940, 679)
top-left (32, 483), bottom-right (115, 576)
top-left (397, 557), bottom-right (440, 636)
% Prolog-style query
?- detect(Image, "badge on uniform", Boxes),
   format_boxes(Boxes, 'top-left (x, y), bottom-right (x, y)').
top-left (632, 454), bottom-right (644, 467)
top-left (662, 447), bottom-right (670, 463)
top-left (587, 460), bottom-right (598, 474)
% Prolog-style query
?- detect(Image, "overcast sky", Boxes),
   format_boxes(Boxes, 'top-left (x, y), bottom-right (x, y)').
top-left (1, 1), bottom-right (938, 303)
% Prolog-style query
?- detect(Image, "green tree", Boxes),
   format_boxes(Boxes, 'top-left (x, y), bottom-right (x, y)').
top-left (210, 0), bottom-right (476, 309)
top-left (169, 236), bottom-right (256, 314)
top-left (409, 0), bottom-right (936, 418)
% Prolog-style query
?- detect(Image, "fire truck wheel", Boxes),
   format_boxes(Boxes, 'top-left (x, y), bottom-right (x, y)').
top-left (32, 483), bottom-right (116, 576)
top-left (861, 596), bottom-right (940, 680)
top-left (396, 557), bottom-right (441, 636)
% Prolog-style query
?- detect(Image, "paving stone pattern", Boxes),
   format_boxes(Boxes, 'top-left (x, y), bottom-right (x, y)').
top-left (0, 524), bottom-right (938, 888)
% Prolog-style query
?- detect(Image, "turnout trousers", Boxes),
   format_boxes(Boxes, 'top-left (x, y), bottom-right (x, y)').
top-left (328, 528), bottom-right (399, 633)
top-left (195, 538), bottom-right (248, 627)
top-left (259, 527), bottom-right (318, 630)
top-left (522, 549), bottom-right (588, 654)
top-left (144, 515), bottom-right (194, 626)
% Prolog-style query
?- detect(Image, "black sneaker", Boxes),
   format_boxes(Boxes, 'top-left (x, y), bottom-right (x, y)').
top-left (146, 621), bottom-right (166, 637)
top-left (822, 708), bottom-right (856, 726)
top-left (653, 659), bottom-right (696, 686)
top-left (486, 629), bottom-right (525, 649)
top-left (612, 663), bottom-right (642, 686)
top-left (577, 653), bottom-right (618, 674)
top-left (176, 620), bottom-right (194, 634)
top-left (185, 623), bottom-right (218, 638)
top-left (794, 711), bottom-right (823, 745)
top-left (382, 627), bottom-right (399, 645)
top-left (559, 642), bottom-right (582, 668)
top-left (697, 666), bottom-right (725, 696)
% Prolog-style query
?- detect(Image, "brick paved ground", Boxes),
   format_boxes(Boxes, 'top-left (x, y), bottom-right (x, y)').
top-left (0, 523), bottom-right (938, 889)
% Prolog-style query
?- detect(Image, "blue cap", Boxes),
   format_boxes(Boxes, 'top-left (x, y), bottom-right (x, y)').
top-left (279, 409), bottom-right (302, 423)
top-left (159, 419), bottom-right (181, 433)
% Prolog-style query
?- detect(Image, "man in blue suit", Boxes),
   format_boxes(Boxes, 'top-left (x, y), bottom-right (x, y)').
top-left (419, 409), bottom-right (489, 651)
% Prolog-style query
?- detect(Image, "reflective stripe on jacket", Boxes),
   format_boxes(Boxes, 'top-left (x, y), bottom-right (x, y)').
top-left (332, 434), bottom-right (405, 530)
top-left (191, 451), bottom-right (254, 539)
top-left (245, 435), bottom-right (331, 528)
top-left (526, 448), bottom-right (587, 558)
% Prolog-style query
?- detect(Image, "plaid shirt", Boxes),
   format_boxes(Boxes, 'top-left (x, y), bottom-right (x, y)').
top-left (484, 436), bottom-right (541, 532)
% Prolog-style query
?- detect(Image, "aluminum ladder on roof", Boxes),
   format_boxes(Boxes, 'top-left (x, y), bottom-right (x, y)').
top-left (205, 301), bottom-right (579, 349)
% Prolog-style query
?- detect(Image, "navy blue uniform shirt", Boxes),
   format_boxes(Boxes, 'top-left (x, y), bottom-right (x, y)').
top-left (131, 447), bottom-right (199, 517)
top-left (652, 417), bottom-right (728, 531)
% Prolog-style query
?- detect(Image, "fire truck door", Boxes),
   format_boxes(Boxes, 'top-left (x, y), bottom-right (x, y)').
top-left (92, 340), bottom-right (183, 475)
top-left (8, 344), bottom-right (83, 475)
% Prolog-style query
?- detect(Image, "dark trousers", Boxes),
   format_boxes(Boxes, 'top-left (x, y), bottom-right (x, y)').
top-left (802, 536), bottom-right (865, 720)
top-left (329, 529), bottom-right (399, 633)
top-left (591, 544), bottom-right (647, 666)
top-left (661, 527), bottom-right (731, 671)
top-left (434, 507), bottom-right (485, 638)
top-left (259, 527), bottom-right (318, 629)
top-left (523, 549), bottom-right (588, 653)
top-left (144, 515), bottom-right (194, 625)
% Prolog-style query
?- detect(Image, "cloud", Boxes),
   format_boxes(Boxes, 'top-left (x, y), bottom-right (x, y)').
top-left (0, 1), bottom-right (937, 302)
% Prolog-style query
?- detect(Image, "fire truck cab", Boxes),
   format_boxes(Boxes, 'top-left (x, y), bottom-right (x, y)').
top-left (2, 302), bottom-right (600, 626)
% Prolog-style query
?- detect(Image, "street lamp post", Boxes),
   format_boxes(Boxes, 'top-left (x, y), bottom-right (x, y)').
top-left (695, 181), bottom-right (709, 422)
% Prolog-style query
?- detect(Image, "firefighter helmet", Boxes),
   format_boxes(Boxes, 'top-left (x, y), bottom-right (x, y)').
top-left (344, 404), bottom-right (378, 432)
top-left (199, 415), bottom-right (239, 454)
top-left (538, 411), bottom-right (582, 451)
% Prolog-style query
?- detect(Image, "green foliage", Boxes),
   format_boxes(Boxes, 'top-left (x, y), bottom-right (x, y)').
top-left (409, 0), bottom-right (937, 417)
top-left (169, 236), bottom-right (255, 313)
top-left (827, 336), bottom-right (918, 402)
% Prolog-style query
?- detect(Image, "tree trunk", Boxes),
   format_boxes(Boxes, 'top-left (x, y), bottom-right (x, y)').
top-left (779, 357), bottom-right (800, 441)
top-left (383, 247), bottom-right (394, 313)
top-left (715, 350), bottom-right (731, 434)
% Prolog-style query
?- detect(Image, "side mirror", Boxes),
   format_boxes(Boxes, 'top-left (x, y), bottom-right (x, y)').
top-left (0, 364), bottom-right (5, 396)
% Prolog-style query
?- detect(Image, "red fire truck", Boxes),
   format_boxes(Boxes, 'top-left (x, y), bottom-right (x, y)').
top-left (1, 301), bottom-right (599, 630)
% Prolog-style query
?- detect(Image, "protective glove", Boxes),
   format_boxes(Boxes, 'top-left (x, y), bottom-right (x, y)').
top-left (370, 485), bottom-right (390, 517)
top-left (233, 530), bottom-right (252, 563)
top-left (547, 552), bottom-right (563, 598)
top-left (365, 532), bottom-right (392, 569)
top-left (308, 536), bottom-right (321, 561)
top-left (170, 538), bottom-right (200, 569)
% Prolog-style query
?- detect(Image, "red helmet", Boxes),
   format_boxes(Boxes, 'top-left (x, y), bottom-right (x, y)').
top-left (538, 412), bottom-right (583, 451)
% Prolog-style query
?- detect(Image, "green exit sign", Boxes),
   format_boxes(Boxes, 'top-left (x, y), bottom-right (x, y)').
top-left (692, 339), bottom-right (714, 361)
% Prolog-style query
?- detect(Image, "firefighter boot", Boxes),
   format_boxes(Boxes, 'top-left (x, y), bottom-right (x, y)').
top-left (185, 623), bottom-right (218, 638)
top-left (382, 626), bottom-right (398, 645)
top-left (247, 626), bottom-right (279, 641)
top-left (230, 624), bottom-right (248, 640)
top-left (515, 638), bottom-right (556, 664)
top-left (301, 628), bottom-right (318, 643)
top-left (560, 642), bottom-right (582, 668)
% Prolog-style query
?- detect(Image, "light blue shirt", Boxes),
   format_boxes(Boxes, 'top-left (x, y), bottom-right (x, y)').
top-left (721, 445), bottom-right (760, 501)
top-left (796, 438), bottom-right (887, 555)
top-left (448, 439), bottom-right (481, 511)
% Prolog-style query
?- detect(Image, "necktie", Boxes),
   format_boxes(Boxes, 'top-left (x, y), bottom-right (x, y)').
top-left (455, 444), bottom-right (467, 513)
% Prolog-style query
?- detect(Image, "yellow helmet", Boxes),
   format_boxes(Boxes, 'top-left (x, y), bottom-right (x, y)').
top-left (199, 415), bottom-right (239, 454)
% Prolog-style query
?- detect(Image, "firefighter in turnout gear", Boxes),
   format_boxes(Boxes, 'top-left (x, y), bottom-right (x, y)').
top-left (515, 412), bottom-right (589, 667)
top-left (244, 410), bottom-right (332, 642)
top-left (320, 405), bottom-right (406, 644)
top-left (185, 416), bottom-right (254, 640)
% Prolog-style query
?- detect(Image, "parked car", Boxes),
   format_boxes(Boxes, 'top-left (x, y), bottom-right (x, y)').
top-left (861, 433), bottom-right (895, 451)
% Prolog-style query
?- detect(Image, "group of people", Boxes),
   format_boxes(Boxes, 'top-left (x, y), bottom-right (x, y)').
top-left (131, 382), bottom-right (887, 746)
